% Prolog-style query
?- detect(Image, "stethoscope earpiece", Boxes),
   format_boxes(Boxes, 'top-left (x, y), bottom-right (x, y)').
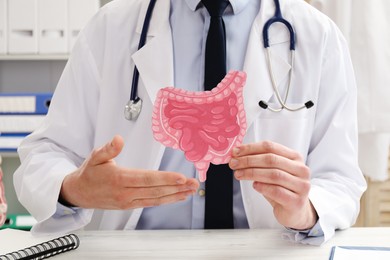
top-left (305, 101), bottom-right (314, 109)
top-left (258, 101), bottom-right (269, 109)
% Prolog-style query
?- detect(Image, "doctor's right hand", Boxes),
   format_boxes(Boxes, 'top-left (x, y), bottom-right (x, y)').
top-left (59, 135), bottom-right (199, 209)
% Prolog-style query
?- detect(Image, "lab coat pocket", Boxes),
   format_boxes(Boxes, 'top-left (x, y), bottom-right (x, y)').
top-left (254, 103), bottom-right (313, 153)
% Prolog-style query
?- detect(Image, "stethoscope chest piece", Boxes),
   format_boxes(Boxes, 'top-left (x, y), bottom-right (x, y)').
top-left (124, 98), bottom-right (143, 121)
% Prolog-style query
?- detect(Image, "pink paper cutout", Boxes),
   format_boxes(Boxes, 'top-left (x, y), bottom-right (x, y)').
top-left (152, 71), bottom-right (247, 182)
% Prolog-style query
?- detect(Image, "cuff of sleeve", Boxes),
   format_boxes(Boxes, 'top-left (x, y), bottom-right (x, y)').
top-left (54, 202), bottom-right (80, 217)
top-left (307, 221), bottom-right (324, 237)
top-left (286, 220), bottom-right (324, 237)
top-left (282, 220), bottom-right (325, 246)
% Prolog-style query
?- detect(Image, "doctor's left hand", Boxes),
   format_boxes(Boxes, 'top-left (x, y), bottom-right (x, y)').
top-left (229, 141), bottom-right (318, 230)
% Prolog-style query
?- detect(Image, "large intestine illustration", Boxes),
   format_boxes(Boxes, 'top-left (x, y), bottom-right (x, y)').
top-left (152, 71), bottom-right (247, 182)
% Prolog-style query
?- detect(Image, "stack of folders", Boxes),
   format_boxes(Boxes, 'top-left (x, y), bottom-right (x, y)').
top-left (0, 93), bottom-right (52, 152)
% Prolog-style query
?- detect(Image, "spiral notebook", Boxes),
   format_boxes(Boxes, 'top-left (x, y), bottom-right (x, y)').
top-left (0, 229), bottom-right (80, 259)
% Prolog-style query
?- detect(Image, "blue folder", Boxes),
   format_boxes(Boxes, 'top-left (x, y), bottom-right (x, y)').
top-left (0, 133), bottom-right (28, 152)
top-left (0, 93), bottom-right (53, 115)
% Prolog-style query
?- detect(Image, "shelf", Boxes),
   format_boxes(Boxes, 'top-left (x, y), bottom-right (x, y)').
top-left (0, 55), bottom-right (69, 61)
top-left (0, 152), bottom-right (19, 158)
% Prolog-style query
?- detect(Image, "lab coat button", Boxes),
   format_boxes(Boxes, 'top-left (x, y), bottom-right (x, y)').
top-left (198, 189), bottom-right (206, 197)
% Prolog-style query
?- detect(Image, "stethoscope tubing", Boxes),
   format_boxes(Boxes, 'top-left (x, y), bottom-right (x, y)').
top-left (130, 0), bottom-right (157, 103)
top-left (262, 0), bottom-right (295, 51)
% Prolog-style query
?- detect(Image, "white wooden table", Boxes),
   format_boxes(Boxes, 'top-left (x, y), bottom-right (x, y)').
top-left (55, 227), bottom-right (390, 259)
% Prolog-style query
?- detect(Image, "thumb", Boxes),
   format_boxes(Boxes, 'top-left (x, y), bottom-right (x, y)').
top-left (88, 135), bottom-right (124, 166)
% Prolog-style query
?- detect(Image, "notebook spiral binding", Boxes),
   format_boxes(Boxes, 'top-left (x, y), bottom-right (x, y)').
top-left (0, 233), bottom-right (80, 260)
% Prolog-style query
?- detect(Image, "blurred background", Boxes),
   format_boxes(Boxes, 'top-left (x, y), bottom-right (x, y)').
top-left (1, 0), bottom-right (389, 229)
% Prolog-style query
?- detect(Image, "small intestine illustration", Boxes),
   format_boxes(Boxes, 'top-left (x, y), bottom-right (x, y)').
top-left (152, 71), bottom-right (247, 182)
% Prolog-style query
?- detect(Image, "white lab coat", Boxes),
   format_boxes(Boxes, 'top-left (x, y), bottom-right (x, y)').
top-left (311, 0), bottom-right (390, 181)
top-left (14, 0), bottom-right (366, 244)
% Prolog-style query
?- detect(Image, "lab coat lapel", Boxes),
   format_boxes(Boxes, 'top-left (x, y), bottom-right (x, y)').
top-left (242, 0), bottom-right (292, 229)
top-left (243, 0), bottom-right (292, 129)
top-left (132, 0), bottom-right (174, 104)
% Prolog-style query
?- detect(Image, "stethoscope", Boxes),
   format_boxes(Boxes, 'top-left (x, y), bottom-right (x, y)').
top-left (124, 0), bottom-right (314, 121)
top-left (259, 0), bottom-right (313, 112)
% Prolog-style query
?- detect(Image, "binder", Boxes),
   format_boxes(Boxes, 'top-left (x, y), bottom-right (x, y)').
top-left (0, 0), bottom-right (6, 54)
top-left (38, 0), bottom-right (68, 54)
top-left (68, 0), bottom-right (100, 50)
top-left (0, 115), bottom-right (46, 133)
top-left (8, 0), bottom-right (38, 54)
top-left (0, 93), bottom-right (51, 152)
top-left (0, 133), bottom-right (27, 152)
top-left (1, 214), bottom-right (37, 231)
top-left (0, 93), bottom-right (52, 114)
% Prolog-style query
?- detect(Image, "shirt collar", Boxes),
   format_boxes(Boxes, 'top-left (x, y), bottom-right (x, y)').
top-left (185, 0), bottom-right (251, 15)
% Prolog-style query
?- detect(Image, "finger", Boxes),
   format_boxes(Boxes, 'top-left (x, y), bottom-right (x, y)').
top-left (230, 154), bottom-right (310, 179)
top-left (127, 190), bottom-right (196, 208)
top-left (234, 168), bottom-right (311, 194)
top-left (232, 141), bottom-right (303, 161)
top-left (89, 135), bottom-right (124, 166)
top-left (120, 169), bottom-right (199, 187)
top-left (252, 182), bottom-right (303, 209)
top-left (127, 182), bottom-right (199, 201)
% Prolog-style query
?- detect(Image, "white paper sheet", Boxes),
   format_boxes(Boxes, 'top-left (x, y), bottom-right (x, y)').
top-left (0, 228), bottom-right (57, 255)
top-left (331, 246), bottom-right (390, 260)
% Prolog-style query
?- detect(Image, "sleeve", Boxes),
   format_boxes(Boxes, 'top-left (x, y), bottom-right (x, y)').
top-left (282, 221), bottom-right (324, 245)
top-left (12, 31), bottom-right (100, 234)
top-left (304, 19), bottom-right (366, 244)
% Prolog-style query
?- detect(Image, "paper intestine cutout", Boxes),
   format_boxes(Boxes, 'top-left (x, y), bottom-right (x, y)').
top-left (152, 71), bottom-right (247, 182)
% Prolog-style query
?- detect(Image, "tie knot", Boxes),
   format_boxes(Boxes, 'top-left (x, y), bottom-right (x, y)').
top-left (202, 0), bottom-right (229, 17)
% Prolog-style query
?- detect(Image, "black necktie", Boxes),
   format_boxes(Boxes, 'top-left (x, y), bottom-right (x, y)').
top-left (202, 0), bottom-right (234, 229)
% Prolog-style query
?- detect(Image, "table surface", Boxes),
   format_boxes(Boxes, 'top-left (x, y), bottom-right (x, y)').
top-left (53, 227), bottom-right (390, 259)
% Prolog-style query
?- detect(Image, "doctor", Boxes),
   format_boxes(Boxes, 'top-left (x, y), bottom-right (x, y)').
top-left (14, 0), bottom-right (366, 245)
